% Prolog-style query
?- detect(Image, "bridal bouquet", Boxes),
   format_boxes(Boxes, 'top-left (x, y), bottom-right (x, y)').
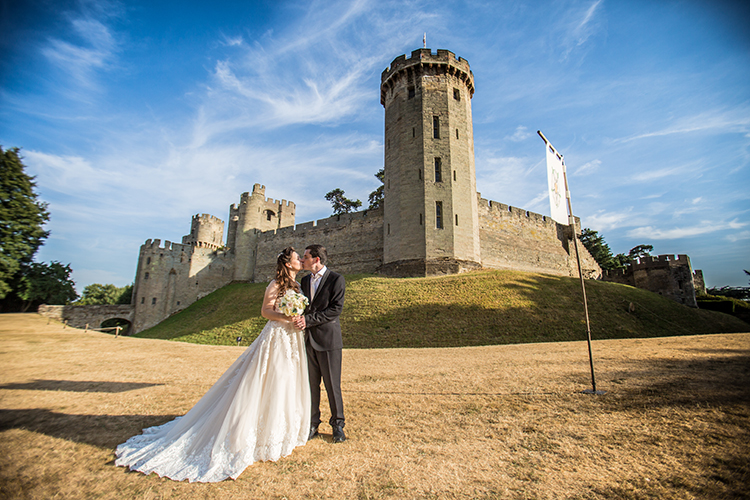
top-left (278, 289), bottom-right (309, 317)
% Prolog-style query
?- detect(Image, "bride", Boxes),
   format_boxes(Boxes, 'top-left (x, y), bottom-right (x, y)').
top-left (115, 247), bottom-right (311, 482)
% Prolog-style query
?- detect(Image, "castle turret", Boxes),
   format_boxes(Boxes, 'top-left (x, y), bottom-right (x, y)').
top-left (380, 48), bottom-right (481, 276)
top-left (182, 213), bottom-right (224, 249)
top-left (230, 184), bottom-right (296, 281)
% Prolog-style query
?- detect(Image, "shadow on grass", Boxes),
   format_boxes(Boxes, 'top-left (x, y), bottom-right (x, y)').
top-left (0, 409), bottom-right (178, 448)
top-left (603, 353), bottom-right (750, 410)
top-left (0, 380), bottom-right (162, 393)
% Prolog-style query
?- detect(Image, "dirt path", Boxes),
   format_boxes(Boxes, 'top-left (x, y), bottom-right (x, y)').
top-left (1, 313), bottom-right (748, 499)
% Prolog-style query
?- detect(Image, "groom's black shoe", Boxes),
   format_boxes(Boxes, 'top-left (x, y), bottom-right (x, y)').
top-left (308, 425), bottom-right (319, 440)
top-left (332, 425), bottom-right (346, 443)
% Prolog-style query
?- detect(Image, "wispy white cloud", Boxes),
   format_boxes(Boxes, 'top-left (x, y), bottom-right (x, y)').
top-left (558, 0), bottom-right (605, 61)
top-left (727, 230), bottom-right (750, 242)
top-left (40, 10), bottom-right (119, 94)
top-left (627, 219), bottom-right (747, 240)
top-left (573, 159), bottom-right (601, 176)
top-left (506, 125), bottom-right (533, 142)
top-left (585, 208), bottom-right (636, 231)
top-left (613, 106), bottom-right (750, 144)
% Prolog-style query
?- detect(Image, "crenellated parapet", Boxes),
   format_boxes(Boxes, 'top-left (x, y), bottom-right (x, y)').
top-left (478, 195), bottom-right (582, 234)
top-left (182, 213), bottom-right (224, 250)
top-left (630, 254), bottom-right (690, 270)
top-left (381, 48), bottom-right (475, 106)
top-left (601, 254), bottom-right (698, 307)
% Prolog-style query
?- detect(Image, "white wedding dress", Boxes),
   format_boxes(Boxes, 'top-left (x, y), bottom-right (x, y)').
top-left (115, 318), bottom-right (311, 482)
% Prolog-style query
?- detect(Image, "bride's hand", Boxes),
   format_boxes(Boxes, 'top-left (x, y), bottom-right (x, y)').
top-left (292, 315), bottom-right (306, 330)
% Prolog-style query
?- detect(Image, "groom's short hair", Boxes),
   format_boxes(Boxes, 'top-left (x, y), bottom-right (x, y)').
top-left (305, 244), bottom-right (327, 266)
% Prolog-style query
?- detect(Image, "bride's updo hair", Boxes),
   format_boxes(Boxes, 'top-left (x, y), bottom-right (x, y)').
top-left (275, 247), bottom-right (300, 298)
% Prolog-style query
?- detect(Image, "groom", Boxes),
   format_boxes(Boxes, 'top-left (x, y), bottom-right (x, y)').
top-left (294, 244), bottom-right (346, 443)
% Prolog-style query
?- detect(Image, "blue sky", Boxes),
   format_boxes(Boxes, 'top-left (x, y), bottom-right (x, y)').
top-left (1, 0), bottom-right (748, 290)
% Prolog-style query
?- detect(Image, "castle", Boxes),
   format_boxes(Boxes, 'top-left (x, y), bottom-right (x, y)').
top-left (128, 48), bottom-right (695, 334)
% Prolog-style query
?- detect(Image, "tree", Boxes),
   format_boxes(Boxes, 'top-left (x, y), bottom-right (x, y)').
top-left (579, 228), bottom-right (618, 270)
top-left (368, 169), bottom-right (384, 210)
top-left (15, 261), bottom-right (77, 311)
top-left (325, 188), bottom-right (362, 215)
top-left (76, 283), bottom-right (132, 305)
top-left (628, 244), bottom-right (653, 261)
top-left (0, 147), bottom-right (50, 298)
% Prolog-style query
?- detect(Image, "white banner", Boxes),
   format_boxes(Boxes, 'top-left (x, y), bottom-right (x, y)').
top-left (545, 143), bottom-right (568, 225)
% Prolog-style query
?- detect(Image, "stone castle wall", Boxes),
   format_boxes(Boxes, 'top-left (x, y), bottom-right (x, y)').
top-left (252, 208), bottom-right (385, 282)
top-left (131, 239), bottom-right (234, 333)
top-left (478, 197), bottom-right (600, 278)
top-left (602, 254), bottom-right (697, 307)
top-left (38, 304), bottom-right (135, 331)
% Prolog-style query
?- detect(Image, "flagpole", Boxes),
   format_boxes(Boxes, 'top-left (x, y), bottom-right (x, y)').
top-left (537, 130), bottom-right (604, 395)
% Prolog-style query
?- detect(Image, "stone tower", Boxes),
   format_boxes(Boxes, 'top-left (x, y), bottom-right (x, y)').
top-left (227, 183), bottom-right (296, 281)
top-left (181, 214), bottom-right (224, 249)
top-left (380, 48), bottom-right (481, 276)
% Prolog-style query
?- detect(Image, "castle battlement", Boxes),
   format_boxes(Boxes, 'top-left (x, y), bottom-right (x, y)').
top-left (381, 48), bottom-right (475, 105)
top-left (478, 196), bottom-right (582, 228)
top-left (141, 239), bottom-right (189, 252)
top-left (192, 213), bottom-right (223, 224)
top-left (631, 254), bottom-right (690, 270)
top-left (254, 208), bottom-right (383, 237)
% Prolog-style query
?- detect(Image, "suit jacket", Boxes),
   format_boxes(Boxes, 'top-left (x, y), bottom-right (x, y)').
top-left (301, 268), bottom-right (345, 351)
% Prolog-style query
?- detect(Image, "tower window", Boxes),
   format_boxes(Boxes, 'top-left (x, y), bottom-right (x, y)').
top-left (453, 170), bottom-right (457, 181)
top-left (144, 272), bottom-right (149, 280)
top-left (456, 129), bottom-right (459, 139)
top-left (436, 202), bottom-right (443, 229)
top-left (453, 88), bottom-right (460, 101)
top-left (141, 297), bottom-right (145, 304)
top-left (152, 297), bottom-right (157, 305)
top-left (408, 87), bottom-right (415, 99)
top-left (412, 127), bottom-right (415, 138)
top-left (146, 257), bottom-right (151, 265)
top-left (420, 213), bottom-right (423, 225)
top-left (455, 214), bottom-right (459, 226)
top-left (433, 116), bottom-right (440, 139)
top-left (265, 210), bottom-right (275, 221)
top-left (387, 223), bottom-right (391, 235)
top-left (418, 169), bottom-right (422, 180)
top-left (435, 158), bottom-right (442, 182)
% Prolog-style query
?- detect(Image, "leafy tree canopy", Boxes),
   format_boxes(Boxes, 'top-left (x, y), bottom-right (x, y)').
top-left (0, 147), bottom-right (50, 298)
top-left (368, 169), bottom-right (384, 210)
top-left (15, 261), bottom-right (77, 311)
top-left (76, 283), bottom-right (133, 305)
top-left (580, 228), bottom-right (653, 271)
top-left (325, 188), bottom-right (362, 215)
top-left (580, 228), bottom-right (618, 270)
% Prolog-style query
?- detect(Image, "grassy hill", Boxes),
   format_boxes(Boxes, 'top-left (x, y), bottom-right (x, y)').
top-left (134, 270), bottom-right (748, 348)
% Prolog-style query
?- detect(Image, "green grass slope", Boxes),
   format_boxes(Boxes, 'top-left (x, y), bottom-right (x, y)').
top-left (134, 270), bottom-right (749, 348)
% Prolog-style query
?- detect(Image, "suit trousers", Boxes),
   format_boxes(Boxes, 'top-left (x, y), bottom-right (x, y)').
top-left (306, 342), bottom-right (345, 428)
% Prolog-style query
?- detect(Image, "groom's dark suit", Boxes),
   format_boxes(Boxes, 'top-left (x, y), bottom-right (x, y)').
top-left (301, 268), bottom-right (345, 428)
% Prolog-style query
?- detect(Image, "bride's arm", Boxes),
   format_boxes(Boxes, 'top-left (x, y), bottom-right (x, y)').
top-left (261, 280), bottom-right (292, 322)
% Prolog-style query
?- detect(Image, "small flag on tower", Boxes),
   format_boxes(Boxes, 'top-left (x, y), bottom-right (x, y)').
top-left (423, 33), bottom-right (426, 48)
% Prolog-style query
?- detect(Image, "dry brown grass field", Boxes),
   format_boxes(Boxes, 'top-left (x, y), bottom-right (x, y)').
top-left (1, 313), bottom-right (748, 499)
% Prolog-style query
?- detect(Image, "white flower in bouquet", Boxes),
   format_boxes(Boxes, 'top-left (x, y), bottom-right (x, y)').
top-left (278, 289), bottom-right (309, 317)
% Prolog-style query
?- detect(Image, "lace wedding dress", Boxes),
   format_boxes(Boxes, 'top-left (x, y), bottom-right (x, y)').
top-left (115, 319), bottom-right (311, 482)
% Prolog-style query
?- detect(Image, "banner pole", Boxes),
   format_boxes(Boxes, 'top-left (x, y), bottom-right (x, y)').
top-left (537, 131), bottom-right (604, 395)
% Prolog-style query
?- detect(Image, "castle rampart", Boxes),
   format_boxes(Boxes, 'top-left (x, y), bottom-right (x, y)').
top-left (252, 208), bottom-right (385, 282)
top-left (601, 254), bottom-right (697, 307)
top-left (477, 194), bottom-right (599, 279)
